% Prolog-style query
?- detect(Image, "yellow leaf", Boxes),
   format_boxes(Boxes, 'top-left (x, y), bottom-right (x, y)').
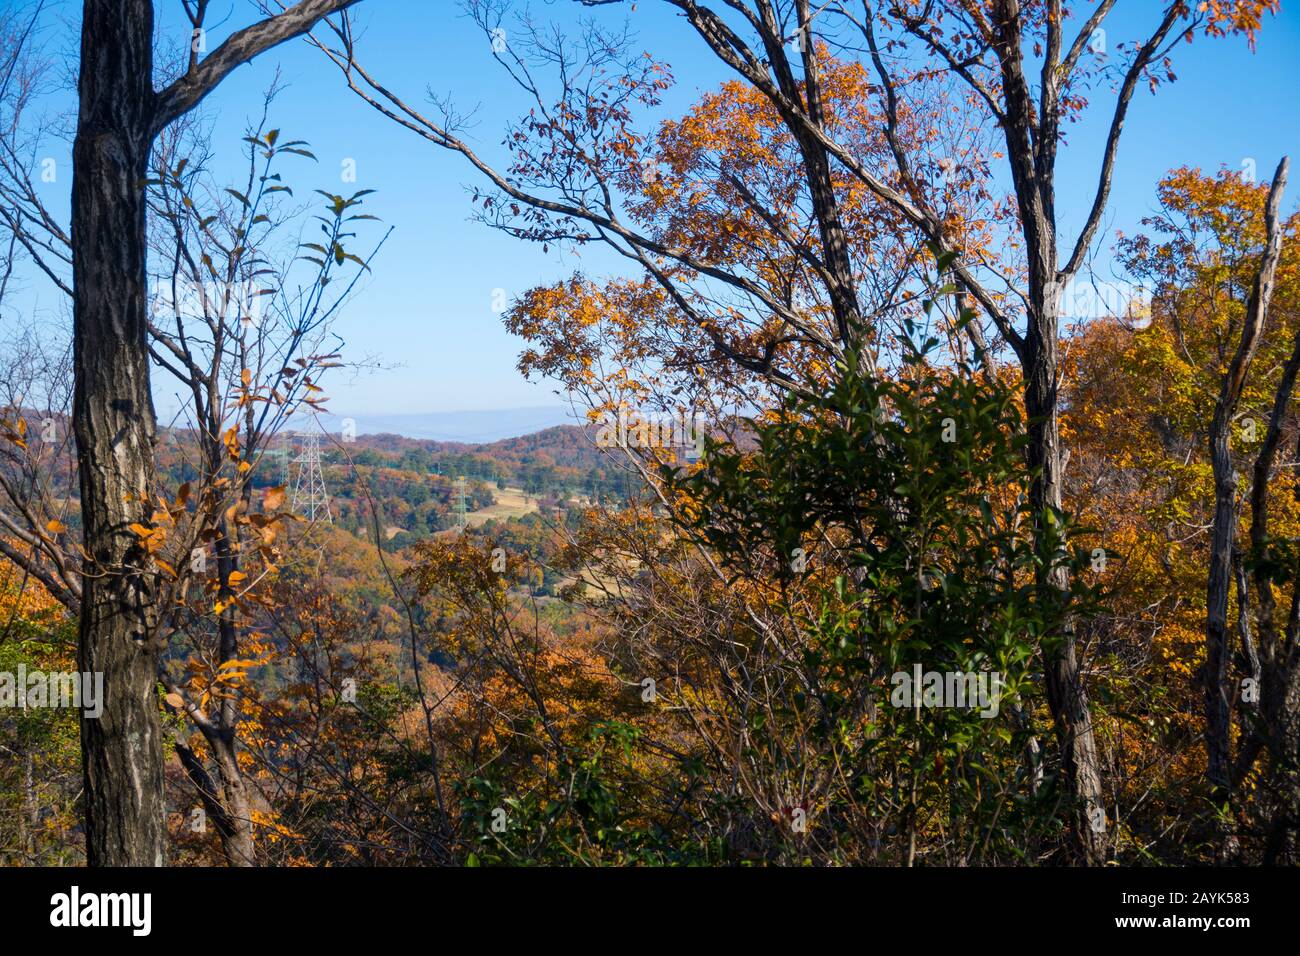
top-left (264, 485), bottom-right (287, 510)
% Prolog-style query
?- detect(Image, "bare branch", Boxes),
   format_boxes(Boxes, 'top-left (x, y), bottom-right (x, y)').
top-left (152, 0), bottom-right (361, 136)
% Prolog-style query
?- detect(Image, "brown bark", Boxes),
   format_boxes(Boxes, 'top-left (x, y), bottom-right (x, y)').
top-left (990, 0), bottom-right (1108, 864)
top-left (72, 0), bottom-right (168, 867)
top-left (1022, 295), bottom-right (1107, 865)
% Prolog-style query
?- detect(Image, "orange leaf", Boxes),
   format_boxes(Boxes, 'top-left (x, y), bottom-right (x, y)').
top-left (264, 485), bottom-right (287, 510)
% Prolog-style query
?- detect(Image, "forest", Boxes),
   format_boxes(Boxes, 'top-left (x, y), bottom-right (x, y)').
top-left (0, 0), bottom-right (1297, 889)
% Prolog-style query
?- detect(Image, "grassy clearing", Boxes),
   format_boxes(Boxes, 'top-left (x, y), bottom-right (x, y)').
top-left (465, 486), bottom-right (538, 526)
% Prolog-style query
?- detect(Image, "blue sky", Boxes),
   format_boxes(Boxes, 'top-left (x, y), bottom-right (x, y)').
top-left (12, 1), bottom-right (1300, 428)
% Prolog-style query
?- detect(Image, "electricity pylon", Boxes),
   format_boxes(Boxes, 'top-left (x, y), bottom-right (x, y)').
top-left (291, 431), bottom-right (333, 524)
top-left (454, 476), bottom-right (468, 532)
top-left (260, 437), bottom-right (293, 490)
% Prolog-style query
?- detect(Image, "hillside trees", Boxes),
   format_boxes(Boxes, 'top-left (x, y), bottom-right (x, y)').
top-left (0, 557), bottom-right (79, 864)
top-left (322, 0), bottom-right (1280, 861)
top-left (0, 0), bottom-right (1293, 869)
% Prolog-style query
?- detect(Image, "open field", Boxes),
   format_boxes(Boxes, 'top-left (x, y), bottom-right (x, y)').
top-left (465, 486), bottom-right (538, 526)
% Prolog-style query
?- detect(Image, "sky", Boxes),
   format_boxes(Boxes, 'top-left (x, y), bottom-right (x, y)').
top-left (9, 0), bottom-right (1300, 433)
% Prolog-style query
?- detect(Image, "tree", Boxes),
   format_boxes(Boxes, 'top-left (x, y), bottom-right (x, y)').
top-left (669, 324), bottom-right (1091, 862)
top-left (1202, 158), bottom-right (1288, 857)
top-left (3, 56), bottom-right (382, 865)
top-left (1065, 163), bottom-right (1300, 861)
top-left (68, 0), bottom-right (361, 866)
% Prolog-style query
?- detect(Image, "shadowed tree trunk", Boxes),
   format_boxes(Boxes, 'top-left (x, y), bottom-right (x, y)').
top-left (1022, 308), bottom-right (1106, 865)
top-left (71, 0), bottom-right (167, 867)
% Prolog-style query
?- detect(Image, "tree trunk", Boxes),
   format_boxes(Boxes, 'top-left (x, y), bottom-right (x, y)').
top-left (1264, 668), bottom-right (1300, 864)
top-left (1204, 440), bottom-right (1237, 801)
top-left (987, 0), bottom-right (1108, 863)
top-left (1204, 158), bottom-right (1288, 860)
top-left (71, 0), bottom-right (167, 867)
top-left (1023, 302), bottom-right (1108, 866)
top-left (21, 747), bottom-right (36, 862)
top-left (212, 739), bottom-right (256, 865)
top-left (212, 515), bottom-right (257, 865)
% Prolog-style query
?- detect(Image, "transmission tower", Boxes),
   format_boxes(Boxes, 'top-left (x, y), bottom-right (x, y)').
top-left (291, 431), bottom-right (333, 524)
top-left (260, 437), bottom-right (293, 490)
top-left (279, 437), bottom-right (292, 488)
top-left (454, 476), bottom-right (469, 532)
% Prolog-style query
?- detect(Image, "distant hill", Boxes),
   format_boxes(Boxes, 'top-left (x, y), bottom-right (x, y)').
top-left (308, 422), bottom-right (639, 540)
top-left (312, 406), bottom-right (582, 443)
top-left (343, 423), bottom-right (624, 493)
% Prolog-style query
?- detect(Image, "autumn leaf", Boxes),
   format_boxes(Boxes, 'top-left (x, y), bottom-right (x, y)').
top-left (264, 485), bottom-right (287, 510)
